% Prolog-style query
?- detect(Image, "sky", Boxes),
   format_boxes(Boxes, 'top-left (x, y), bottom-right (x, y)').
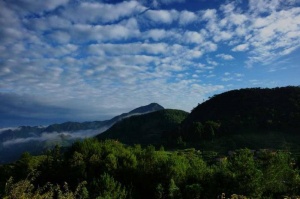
top-left (0, 0), bottom-right (300, 127)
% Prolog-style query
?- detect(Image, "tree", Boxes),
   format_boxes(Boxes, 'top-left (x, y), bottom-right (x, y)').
top-left (183, 184), bottom-right (202, 199)
top-left (155, 183), bottom-right (164, 199)
top-left (91, 173), bottom-right (127, 199)
top-left (203, 121), bottom-right (220, 140)
top-left (168, 179), bottom-right (181, 199)
top-left (228, 149), bottom-right (263, 198)
top-left (260, 151), bottom-right (300, 197)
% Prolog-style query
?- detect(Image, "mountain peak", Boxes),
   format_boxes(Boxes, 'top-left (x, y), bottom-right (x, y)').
top-left (129, 103), bottom-right (164, 114)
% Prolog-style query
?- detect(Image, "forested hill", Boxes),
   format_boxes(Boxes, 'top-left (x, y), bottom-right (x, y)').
top-left (183, 86), bottom-right (300, 133)
top-left (97, 109), bottom-right (188, 145)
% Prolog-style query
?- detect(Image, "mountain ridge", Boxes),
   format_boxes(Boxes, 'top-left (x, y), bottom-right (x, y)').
top-left (0, 102), bottom-right (164, 163)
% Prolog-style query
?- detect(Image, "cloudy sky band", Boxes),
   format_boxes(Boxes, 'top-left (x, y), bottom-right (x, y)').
top-left (0, 0), bottom-right (299, 127)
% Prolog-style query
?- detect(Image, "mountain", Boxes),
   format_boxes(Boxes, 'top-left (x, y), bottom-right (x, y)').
top-left (95, 87), bottom-right (300, 155)
top-left (0, 103), bottom-right (164, 163)
top-left (43, 103), bottom-right (164, 133)
top-left (178, 86), bottom-right (300, 154)
top-left (97, 109), bottom-right (188, 145)
top-left (183, 86), bottom-right (300, 132)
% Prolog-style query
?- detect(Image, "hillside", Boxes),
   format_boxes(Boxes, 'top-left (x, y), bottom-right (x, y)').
top-left (97, 109), bottom-right (188, 145)
top-left (178, 86), bottom-right (300, 155)
top-left (1, 87), bottom-right (300, 198)
top-left (183, 86), bottom-right (300, 132)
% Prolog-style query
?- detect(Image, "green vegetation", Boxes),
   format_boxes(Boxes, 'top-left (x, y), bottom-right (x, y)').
top-left (167, 86), bottom-right (300, 157)
top-left (97, 109), bottom-right (188, 145)
top-left (1, 139), bottom-right (300, 198)
top-left (2, 86), bottom-right (300, 198)
top-left (184, 86), bottom-right (300, 134)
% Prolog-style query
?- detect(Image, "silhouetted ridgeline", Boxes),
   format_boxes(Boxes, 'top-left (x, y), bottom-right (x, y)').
top-left (182, 86), bottom-right (300, 135)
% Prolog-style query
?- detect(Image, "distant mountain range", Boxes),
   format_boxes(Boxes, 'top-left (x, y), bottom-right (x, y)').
top-left (0, 103), bottom-right (164, 163)
top-left (2, 86), bottom-right (300, 163)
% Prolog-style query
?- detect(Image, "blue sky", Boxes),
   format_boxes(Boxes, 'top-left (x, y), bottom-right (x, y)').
top-left (0, 0), bottom-right (300, 127)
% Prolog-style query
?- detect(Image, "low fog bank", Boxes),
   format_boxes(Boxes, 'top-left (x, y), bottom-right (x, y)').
top-left (2, 127), bottom-right (108, 147)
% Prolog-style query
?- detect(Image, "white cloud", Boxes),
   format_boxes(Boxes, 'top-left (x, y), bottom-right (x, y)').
top-left (63, 1), bottom-right (145, 23)
top-left (71, 19), bottom-right (140, 43)
top-left (221, 77), bottom-right (233, 82)
top-left (201, 9), bottom-right (217, 21)
top-left (2, 128), bottom-right (108, 147)
top-left (213, 31), bottom-right (233, 42)
top-left (144, 29), bottom-right (168, 41)
top-left (249, 0), bottom-right (281, 14)
top-left (49, 31), bottom-right (71, 44)
top-left (203, 42), bottom-right (218, 52)
top-left (245, 6), bottom-right (300, 66)
top-left (235, 73), bottom-right (244, 77)
top-left (24, 15), bottom-right (72, 32)
top-left (232, 43), bottom-right (249, 51)
top-left (9, 0), bottom-right (69, 15)
top-left (89, 42), bottom-right (168, 56)
top-left (1, 0), bottom-right (299, 127)
top-left (179, 10), bottom-right (198, 25)
top-left (207, 58), bottom-right (218, 66)
top-left (145, 9), bottom-right (179, 24)
top-left (216, 54), bottom-right (234, 60)
top-left (0, 127), bottom-right (21, 134)
top-left (183, 31), bottom-right (205, 44)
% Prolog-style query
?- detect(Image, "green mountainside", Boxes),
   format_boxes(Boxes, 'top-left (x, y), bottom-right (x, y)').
top-left (184, 86), bottom-right (300, 132)
top-left (97, 87), bottom-right (300, 156)
top-left (97, 109), bottom-right (188, 145)
top-left (1, 87), bottom-right (300, 198)
top-left (176, 86), bottom-right (300, 155)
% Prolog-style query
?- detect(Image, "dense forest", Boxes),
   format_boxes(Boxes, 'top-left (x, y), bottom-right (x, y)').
top-left (1, 139), bottom-right (300, 199)
top-left (1, 86), bottom-right (300, 198)
top-left (174, 86), bottom-right (300, 157)
top-left (184, 86), bottom-right (300, 132)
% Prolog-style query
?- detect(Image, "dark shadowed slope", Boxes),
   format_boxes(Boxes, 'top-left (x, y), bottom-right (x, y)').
top-left (183, 86), bottom-right (300, 133)
top-left (177, 86), bottom-right (300, 155)
top-left (97, 109), bottom-right (188, 145)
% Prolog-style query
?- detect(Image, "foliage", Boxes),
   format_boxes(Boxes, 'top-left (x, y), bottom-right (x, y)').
top-left (185, 86), bottom-right (300, 134)
top-left (97, 109), bottom-right (188, 145)
top-left (3, 175), bottom-right (88, 199)
top-left (1, 138), bottom-right (300, 199)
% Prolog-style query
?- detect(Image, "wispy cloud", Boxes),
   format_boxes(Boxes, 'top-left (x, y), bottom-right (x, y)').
top-left (216, 54), bottom-right (234, 60)
top-left (2, 128), bottom-right (108, 147)
top-left (232, 44), bottom-right (249, 52)
top-left (0, 127), bottom-right (21, 134)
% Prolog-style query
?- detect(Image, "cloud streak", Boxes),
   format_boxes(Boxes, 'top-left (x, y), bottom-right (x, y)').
top-left (2, 128), bottom-right (108, 147)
